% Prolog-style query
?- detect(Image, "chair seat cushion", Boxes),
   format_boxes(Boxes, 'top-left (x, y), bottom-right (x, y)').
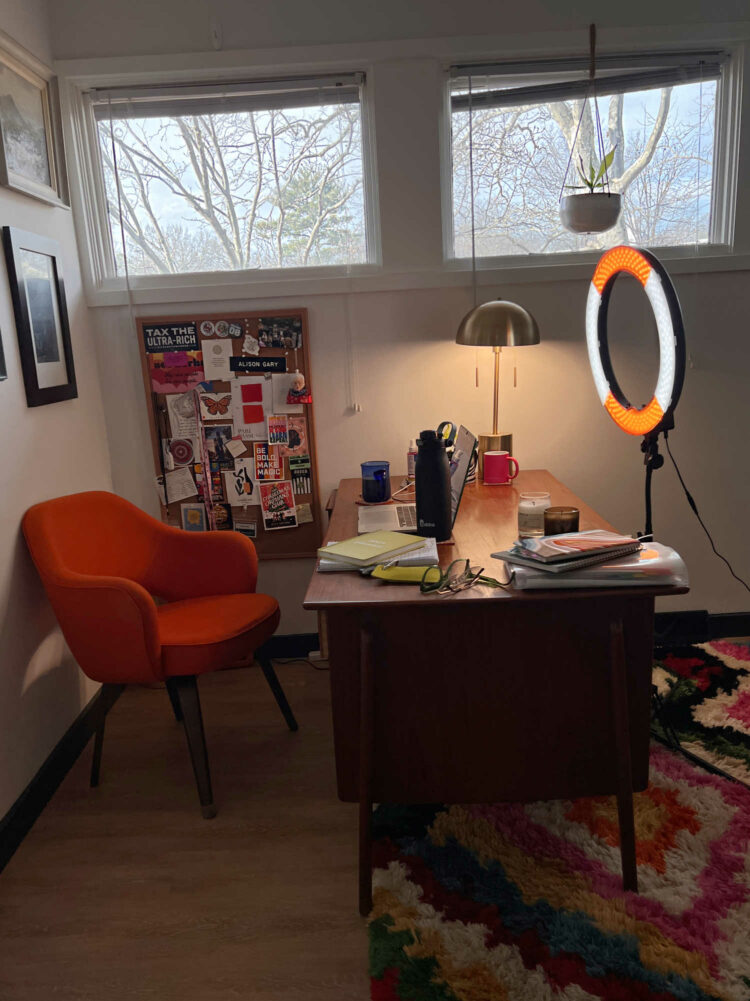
top-left (158, 593), bottom-right (280, 677)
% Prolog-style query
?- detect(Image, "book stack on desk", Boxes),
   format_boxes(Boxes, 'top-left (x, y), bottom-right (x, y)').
top-left (493, 530), bottom-right (642, 573)
top-left (316, 531), bottom-right (429, 572)
top-left (492, 531), bottom-right (689, 590)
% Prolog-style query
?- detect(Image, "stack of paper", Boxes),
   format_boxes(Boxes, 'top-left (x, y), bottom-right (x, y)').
top-left (492, 530), bottom-right (642, 574)
top-left (317, 536), bottom-right (438, 573)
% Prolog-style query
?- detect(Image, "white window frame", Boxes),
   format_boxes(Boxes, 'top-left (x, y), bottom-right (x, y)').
top-left (441, 47), bottom-right (744, 271)
top-left (61, 67), bottom-right (381, 303)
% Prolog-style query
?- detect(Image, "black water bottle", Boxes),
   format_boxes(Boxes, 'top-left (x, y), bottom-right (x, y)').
top-left (415, 430), bottom-right (452, 542)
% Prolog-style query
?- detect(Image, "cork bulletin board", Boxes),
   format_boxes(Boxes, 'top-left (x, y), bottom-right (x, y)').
top-left (137, 308), bottom-right (322, 559)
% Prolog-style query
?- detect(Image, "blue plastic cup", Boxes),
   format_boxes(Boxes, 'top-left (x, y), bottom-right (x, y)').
top-left (361, 461), bottom-right (391, 503)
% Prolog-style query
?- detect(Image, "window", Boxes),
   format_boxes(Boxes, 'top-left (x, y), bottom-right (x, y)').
top-left (88, 73), bottom-right (369, 277)
top-left (449, 51), bottom-right (733, 260)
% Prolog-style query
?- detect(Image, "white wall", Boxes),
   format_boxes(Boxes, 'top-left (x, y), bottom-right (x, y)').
top-left (0, 1), bottom-right (113, 818)
top-left (52, 6), bottom-right (750, 634)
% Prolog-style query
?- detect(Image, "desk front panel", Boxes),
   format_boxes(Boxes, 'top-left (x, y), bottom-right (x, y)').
top-left (328, 594), bottom-right (654, 805)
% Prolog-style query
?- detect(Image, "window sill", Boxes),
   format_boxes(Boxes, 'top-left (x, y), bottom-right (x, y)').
top-left (84, 246), bottom-right (750, 308)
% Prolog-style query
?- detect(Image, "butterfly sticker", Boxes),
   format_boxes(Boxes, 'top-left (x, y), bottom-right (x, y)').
top-left (199, 393), bottom-right (232, 420)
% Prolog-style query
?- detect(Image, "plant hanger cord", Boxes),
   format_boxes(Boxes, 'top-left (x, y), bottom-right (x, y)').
top-left (559, 24), bottom-right (611, 201)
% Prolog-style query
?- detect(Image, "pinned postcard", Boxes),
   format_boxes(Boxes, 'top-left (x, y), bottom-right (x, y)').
top-left (289, 454), bottom-right (311, 494)
top-left (204, 424), bottom-right (234, 470)
top-left (296, 502), bottom-right (313, 525)
top-left (156, 466), bottom-right (198, 506)
top-left (279, 416), bottom-right (308, 457)
top-left (231, 376), bottom-right (271, 440)
top-left (253, 442), bottom-right (283, 481)
top-left (181, 502), bottom-right (207, 532)
top-left (201, 339), bottom-right (233, 380)
top-left (225, 437), bottom-right (247, 459)
top-left (148, 350), bottom-right (204, 394)
top-left (222, 459), bottom-right (259, 506)
top-left (199, 391), bottom-right (233, 420)
top-left (267, 415), bottom-right (289, 445)
top-left (166, 391), bottom-right (199, 437)
top-left (271, 372), bottom-right (303, 414)
top-left (260, 481), bottom-right (298, 530)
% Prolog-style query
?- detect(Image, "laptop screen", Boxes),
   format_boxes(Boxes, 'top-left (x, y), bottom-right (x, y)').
top-left (449, 425), bottom-right (478, 526)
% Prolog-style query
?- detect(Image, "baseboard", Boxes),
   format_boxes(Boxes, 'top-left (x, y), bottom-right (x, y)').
top-left (262, 632), bottom-right (320, 659)
top-left (0, 683), bottom-right (122, 874)
top-left (654, 609), bottom-right (750, 647)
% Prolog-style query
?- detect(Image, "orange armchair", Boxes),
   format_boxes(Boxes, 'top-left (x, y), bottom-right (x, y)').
top-left (22, 491), bottom-right (297, 818)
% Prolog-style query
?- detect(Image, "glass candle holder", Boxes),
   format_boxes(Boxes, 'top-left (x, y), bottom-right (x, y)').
top-left (544, 506), bottom-right (580, 536)
top-left (518, 491), bottom-right (551, 537)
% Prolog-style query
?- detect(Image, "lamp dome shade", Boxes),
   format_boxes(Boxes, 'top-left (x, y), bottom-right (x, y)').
top-left (456, 300), bottom-right (540, 347)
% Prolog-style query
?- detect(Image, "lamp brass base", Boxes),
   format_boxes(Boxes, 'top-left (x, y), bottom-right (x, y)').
top-left (478, 432), bottom-right (513, 480)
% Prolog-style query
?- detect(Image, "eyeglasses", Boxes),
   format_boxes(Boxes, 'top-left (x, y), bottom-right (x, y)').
top-left (420, 558), bottom-right (511, 595)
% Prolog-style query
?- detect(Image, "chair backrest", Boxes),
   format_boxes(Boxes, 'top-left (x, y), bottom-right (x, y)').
top-left (23, 491), bottom-right (162, 585)
top-left (22, 492), bottom-right (164, 684)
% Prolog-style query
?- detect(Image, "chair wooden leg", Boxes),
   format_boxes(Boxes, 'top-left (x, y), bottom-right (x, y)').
top-left (170, 675), bottom-right (216, 819)
top-left (609, 618), bottom-right (638, 893)
top-left (257, 654), bottom-right (299, 732)
top-left (90, 720), bottom-right (105, 787)
top-left (89, 682), bottom-right (123, 787)
top-left (165, 678), bottom-right (183, 722)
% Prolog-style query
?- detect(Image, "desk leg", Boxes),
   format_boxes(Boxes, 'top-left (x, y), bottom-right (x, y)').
top-left (358, 626), bottom-right (375, 917)
top-left (609, 619), bottom-right (638, 893)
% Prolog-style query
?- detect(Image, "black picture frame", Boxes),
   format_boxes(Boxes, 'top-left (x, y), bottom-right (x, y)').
top-left (3, 226), bottom-right (77, 406)
top-left (0, 328), bottom-right (6, 381)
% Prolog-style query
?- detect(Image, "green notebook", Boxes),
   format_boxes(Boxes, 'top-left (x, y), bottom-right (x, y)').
top-left (318, 531), bottom-right (426, 568)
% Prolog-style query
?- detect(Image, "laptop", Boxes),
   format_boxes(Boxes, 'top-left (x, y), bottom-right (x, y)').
top-left (357, 425), bottom-right (478, 534)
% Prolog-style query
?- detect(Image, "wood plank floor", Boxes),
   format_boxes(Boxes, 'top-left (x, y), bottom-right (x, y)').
top-left (0, 662), bottom-right (369, 1000)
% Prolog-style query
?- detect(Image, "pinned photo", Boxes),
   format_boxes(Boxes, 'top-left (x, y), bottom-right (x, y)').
top-left (204, 424), bottom-right (234, 470)
top-left (257, 316), bottom-right (302, 350)
top-left (279, 416), bottom-right (307, 457)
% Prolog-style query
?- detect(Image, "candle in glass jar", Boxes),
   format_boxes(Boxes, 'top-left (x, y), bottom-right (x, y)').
top-left (544, 506), bottom-right (580, 536)
top-left (518, 491), bottom-right (551, 537)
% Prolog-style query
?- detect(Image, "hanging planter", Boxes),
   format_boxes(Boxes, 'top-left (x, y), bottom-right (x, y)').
top-left (560, 148), bottom-right (621, 233)
top-left (558, 25), bottom-right (624, 235)
top-left (560, 191), bottom-right (621, 233)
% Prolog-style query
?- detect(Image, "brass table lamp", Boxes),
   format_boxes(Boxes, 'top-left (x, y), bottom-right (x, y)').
top-left (456, 299), bottom-right (540, 478)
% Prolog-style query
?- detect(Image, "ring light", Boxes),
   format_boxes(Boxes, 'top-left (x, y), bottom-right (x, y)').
top-left (586, 246), bottom-right (685, 437)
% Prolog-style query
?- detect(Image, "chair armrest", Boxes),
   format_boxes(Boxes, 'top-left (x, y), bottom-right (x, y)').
top-left (42, 573), bottom-right (163, 685)
top-left (147, 525), bottom-right (259, 601)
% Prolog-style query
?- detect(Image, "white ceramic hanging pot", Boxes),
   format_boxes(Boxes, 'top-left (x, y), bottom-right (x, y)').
top-left (560, 192), bottom-right (622, 234)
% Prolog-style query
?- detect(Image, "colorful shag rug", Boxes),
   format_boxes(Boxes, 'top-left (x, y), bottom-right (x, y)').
top-left (653, 639), bottom-right (750, 786)
top-left (370, 641), bottom-right (750, 1000)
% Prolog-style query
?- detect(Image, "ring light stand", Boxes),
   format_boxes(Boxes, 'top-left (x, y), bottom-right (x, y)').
top-left (586, 246), bottom-right (686, 537)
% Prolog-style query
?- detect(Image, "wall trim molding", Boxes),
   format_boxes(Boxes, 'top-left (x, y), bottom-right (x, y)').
top-left (0, 683), bottom-right (122, 874)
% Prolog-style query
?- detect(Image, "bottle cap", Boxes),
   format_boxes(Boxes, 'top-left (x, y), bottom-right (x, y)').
top-left (420, 429), bottom-right (437, 440)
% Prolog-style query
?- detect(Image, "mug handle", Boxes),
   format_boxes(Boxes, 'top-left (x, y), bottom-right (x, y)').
top-left (508, 457), bottom-right (520, 479)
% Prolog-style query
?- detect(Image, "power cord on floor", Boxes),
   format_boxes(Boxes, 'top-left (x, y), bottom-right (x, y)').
top-left (664, 431), bottom-right (750, 595)
top-left (276, 657), bottom-right (330, 671)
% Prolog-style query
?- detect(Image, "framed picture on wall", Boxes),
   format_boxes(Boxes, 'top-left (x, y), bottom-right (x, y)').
top-left (0, 28), bottom-right (68, 205)
top-left (2, 227), bottom-right (77, 406)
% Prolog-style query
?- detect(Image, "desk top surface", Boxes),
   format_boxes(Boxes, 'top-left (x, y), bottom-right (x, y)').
top-left (303, 469), bottom-right (687, 609)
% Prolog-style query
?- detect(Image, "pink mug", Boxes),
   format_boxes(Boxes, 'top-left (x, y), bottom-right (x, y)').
top-left (484, 450), bottom-right (519, 485)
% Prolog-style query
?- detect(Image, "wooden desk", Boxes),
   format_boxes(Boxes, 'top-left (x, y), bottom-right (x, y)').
top-left (303, 470), bottom-right (688, 913)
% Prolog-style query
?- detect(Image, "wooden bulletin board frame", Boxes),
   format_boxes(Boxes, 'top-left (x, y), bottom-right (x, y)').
top-left (137, 308), bottom-right (322, 560)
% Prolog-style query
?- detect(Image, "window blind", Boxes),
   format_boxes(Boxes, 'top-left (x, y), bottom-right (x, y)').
top-left (450, 51), bottom-right (727, 111)
top-left (89, 73), bottom-right (364, 120)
